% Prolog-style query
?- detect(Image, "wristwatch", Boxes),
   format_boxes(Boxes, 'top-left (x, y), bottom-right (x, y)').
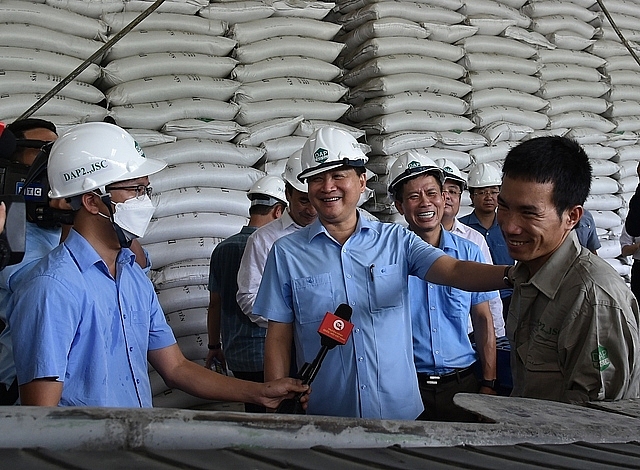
top-left (207, 342), bottom-right (222, 350)
top-left (480, 379), bottom-right (498, 390)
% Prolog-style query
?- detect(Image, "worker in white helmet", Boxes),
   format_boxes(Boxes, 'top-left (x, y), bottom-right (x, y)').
top-left (236, 150), bottom-right (317, 326)
top-left (255, 127), bottom-right (511, 419)
top-left (389, 150), bottom-right (498, 422)
top-left (7, 122), bottom-right (308, 408)
top-left (206, 174), bottom-right (288, 413)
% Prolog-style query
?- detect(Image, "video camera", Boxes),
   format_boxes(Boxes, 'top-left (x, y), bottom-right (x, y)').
top-left (0, 124), bottom-right (72, 269)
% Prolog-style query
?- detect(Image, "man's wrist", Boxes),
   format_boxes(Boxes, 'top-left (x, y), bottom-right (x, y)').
top-left (480, 378), bottom-right (498, 390)
top-left (207, 342), bottom-right (222, 350)
top-left (503, 265), bottom-right (515, 288)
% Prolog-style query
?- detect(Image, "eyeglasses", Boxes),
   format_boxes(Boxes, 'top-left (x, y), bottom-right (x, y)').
top-left (444, 189), bottom-right (461, 197)
top-left (107, 184), bottom-right (153, 200)
top-left (473, 189), bottom-right (500, 197)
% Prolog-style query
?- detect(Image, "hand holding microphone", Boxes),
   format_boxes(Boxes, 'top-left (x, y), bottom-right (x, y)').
top-left (276, 303), bottom-right (353, 414)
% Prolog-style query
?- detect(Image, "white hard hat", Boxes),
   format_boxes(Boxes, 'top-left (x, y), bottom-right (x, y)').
top-left (435, 158), bottom-right (467, 190)
top-left (48, 122), bottom-right (166, 199)
top-left (467, 162), bottom-right (502, 188)
top-left (247, 174), bottom-right (287, 206)
top-left (298, 126), bottom-right (368, 182)
top-left (281, 149), bottom-right (307, 193)
top-left (388, 149), bottom-right (444, 194)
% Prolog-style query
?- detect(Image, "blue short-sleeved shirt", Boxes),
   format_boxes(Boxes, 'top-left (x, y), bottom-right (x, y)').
top-left (410, 229), bottom-right (498, 374)
top-left (208, 226), bottom-right (266, 372)
top-left (574, 209), bottom-right (601, 252)
top-left (254, 216), bottom-right (446, 419)
top-left (0, 222), bottom-right (61, 389)
top-left (7, 229), bottom-right (176, 407)
top-left (459, 211), bottom-right (514, 298)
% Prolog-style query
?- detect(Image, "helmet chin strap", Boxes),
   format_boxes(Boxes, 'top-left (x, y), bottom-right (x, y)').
top-left (99, 193), bottom-right (133, 249)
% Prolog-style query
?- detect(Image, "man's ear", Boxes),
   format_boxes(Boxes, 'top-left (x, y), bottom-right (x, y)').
top-left (273, 203), bottom-right (285, 219)
top-left (81, 192), bottom-right (102, 215)
top-left (566, 205), bottom-right (584, 230)
top-left (394, 198), bottom-right (405, 216)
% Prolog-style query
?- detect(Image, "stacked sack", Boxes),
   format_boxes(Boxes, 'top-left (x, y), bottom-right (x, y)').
top-left (332, 0), bottom-right (476, 222)
top-left (0, 0), bottom-right (109, 129)
top-left (207, 0), bottom-right (350, 177)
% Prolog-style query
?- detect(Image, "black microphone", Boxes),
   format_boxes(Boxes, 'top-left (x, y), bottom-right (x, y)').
top-left (276, 303), bottom-right (353, 414)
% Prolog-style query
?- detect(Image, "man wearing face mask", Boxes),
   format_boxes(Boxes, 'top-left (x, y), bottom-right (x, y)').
top-left (7, 122), bottom-right (308, 408)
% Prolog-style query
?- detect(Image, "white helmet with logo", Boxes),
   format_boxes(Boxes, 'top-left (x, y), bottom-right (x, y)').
top-left (247, 174), bottom-right (287, 206)
top-left (48, 122), bottom-right (166, 199)
top-left (467, 162), bottom-right (502, 189)
top-left (388, 149), bottom-right (444, 195)
top-left (435, 158), bottom-right (467, 191)
top-left (281, 149), bottom-right (307, 193)
top-left (298, 126), bottom-right (368, 182)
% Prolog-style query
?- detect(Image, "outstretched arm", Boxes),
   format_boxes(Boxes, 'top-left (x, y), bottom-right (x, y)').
top-left (426, 255), bottom-right (509, 293)
top-left (149, 343), bottom-right (307, 409)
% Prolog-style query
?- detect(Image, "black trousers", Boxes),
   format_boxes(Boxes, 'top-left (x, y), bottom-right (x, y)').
top-left (0, 378), bottom-right (18, 406)
top-left (231, 370), bottom-right (266, 413)
top-left (417, 366), bottom-right (480, 422)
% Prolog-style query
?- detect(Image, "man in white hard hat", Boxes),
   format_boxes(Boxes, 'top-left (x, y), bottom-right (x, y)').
top-left (255, 126), bottom-right (511, 419)
top-left (206, 174), bottom-right (287, 413)
top-left (7, 122), bottom-right (308, 408)
top-left (460, 162), bottom-right (514, 319)
top-left (499, 136), bottom-right (639, 403)
top-left (236, 150), bottom-right (317, 327)
top-left (389, 150), bottom-right (498, 422)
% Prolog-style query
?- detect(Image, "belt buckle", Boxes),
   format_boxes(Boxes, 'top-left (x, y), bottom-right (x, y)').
top-left (427, 375), bottom-right (440, 385)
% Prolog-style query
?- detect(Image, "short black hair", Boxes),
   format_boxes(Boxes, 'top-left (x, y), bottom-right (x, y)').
top-left (7, 118), bottom-right (57, 162)
top-left (249, 201), bottom-right (285, 216)
top-left (502, 136), bottom-right (591, 218)
top-left (7, 118), bottom-right (57, 139)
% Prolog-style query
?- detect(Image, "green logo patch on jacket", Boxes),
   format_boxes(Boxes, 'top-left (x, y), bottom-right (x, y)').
top-left (591, 345), bottom-right (610, 371)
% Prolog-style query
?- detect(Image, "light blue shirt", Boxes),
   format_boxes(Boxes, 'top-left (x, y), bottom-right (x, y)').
top-left (410, 229), bottom-right (498, 374)
top-left (254, 216), bottom-right (445, 419)
top-left (8, 229), bottom-right (175, 407)
top-left (0, 222), bottom-right (61, 389)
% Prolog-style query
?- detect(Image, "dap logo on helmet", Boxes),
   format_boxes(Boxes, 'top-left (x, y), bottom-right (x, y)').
top-left (313, 147), bottom-right (329, 164)
top-left (407, 160), bottom-right (421, 169)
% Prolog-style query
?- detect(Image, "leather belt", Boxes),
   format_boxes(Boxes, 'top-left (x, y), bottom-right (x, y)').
top-left (417, 364), bottom-right (476, 386)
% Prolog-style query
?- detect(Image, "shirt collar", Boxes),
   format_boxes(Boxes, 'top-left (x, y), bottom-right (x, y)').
top-left (282, 210), bottom-right (302, 230)
top-left (438, 226), bottom-right (457, 251)
top-left (514, 230), bottom-right (582, 299)
top-left (64, 229), bottom-right (136, 274)
top-left (307, 211), bottom-right (378, 243)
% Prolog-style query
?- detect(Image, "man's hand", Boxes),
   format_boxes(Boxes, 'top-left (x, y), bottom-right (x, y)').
top-left (205, 348), bottom-right (226, 371)
top-left (258, 378), bottom-right (310, 410)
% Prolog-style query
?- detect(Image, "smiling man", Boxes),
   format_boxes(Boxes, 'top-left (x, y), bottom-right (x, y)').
top-left (498, 136), bottom-right (640, 403)
top-left (256, 127), bottom-right (513, 419)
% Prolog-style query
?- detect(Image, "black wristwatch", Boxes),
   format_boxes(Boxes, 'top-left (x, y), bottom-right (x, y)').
top-left (207, 342), bottom-right (222, 350)
top-left (480, 379), bottom-right (498, 390)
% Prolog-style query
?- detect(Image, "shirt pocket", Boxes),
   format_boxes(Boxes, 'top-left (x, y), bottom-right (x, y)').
top-left (367, 263), bottom-right (404, 313)
top-left (129, 310), bottom-right (149, 326)
top-left (522, 336), bottom-right (561, 373)
top-left (292, 273), bottom-right (334, 324)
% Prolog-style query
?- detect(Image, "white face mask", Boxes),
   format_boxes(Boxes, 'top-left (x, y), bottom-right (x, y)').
top-left (112, 195), bottom-right (155, 239)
